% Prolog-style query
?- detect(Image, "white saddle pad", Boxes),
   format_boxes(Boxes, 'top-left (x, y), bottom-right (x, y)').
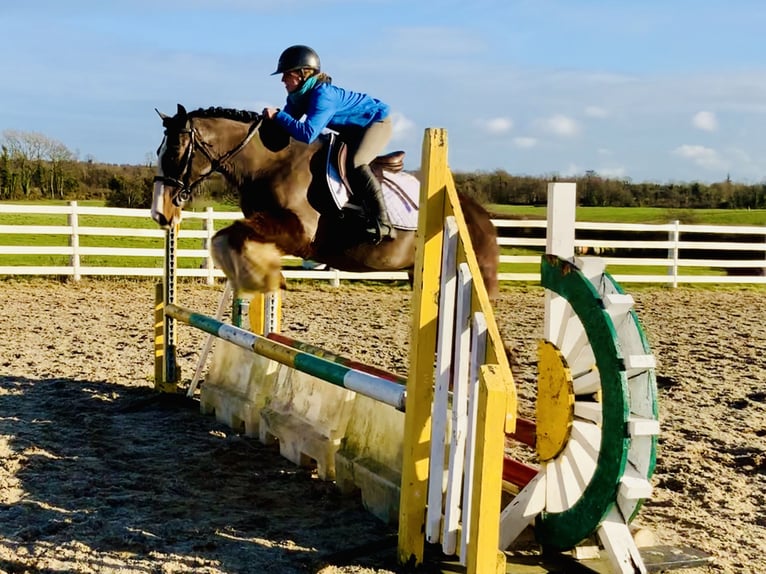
top-left (326, 158), bottom-right (420, 231)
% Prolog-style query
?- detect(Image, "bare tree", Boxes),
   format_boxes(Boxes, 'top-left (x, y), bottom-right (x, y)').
top-left (47, 140), bottom-right (76, 199)
top-left (1, 130), bottom-right (76, 198)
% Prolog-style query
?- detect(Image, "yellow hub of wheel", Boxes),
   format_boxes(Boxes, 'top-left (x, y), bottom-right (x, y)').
top-left (536, 340), bottom-right (575, 461)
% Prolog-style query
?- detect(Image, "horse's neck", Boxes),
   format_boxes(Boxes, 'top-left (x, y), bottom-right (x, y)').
top-left (230, 136), bottom-right (317, 214)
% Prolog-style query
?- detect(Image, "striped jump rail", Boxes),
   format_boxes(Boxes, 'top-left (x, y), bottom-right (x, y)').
top-left (165, 303), bottom-right (407, 411)
top-left (266, 332), bottom-right (407, 385)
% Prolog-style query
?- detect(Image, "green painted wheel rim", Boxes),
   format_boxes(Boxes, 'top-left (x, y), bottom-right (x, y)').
top-left (535, 255), bottom-right (631, 549)
top-left (603, 272), bottom-right (659, 521)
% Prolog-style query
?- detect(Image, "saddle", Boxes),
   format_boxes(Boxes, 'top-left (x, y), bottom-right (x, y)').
top-left (328, 134), bottom-right (406, 193)
top-left (316, 133), bottom-right (420, 232)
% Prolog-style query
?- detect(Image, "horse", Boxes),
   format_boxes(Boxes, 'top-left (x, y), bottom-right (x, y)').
top-left (151, 104), bottom-right (500, 299)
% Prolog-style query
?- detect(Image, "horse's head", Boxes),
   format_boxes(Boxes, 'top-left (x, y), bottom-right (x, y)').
top-left (151, 104), bottom-right (263, 228)
top-left (152, 104), bottom-right (194, 227)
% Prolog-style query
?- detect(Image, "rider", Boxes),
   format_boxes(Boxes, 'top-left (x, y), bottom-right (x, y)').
top-left (262, 45), bottom-right (396, 243)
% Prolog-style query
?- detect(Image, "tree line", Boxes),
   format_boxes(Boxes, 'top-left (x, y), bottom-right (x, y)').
top-left (2, 129), bottom-right (765, 210)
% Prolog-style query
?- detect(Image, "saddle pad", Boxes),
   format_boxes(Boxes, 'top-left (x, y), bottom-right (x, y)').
top-left (327, 163), bottom-right (420, 231)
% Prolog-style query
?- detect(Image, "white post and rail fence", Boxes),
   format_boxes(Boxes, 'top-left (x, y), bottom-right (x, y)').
top-left (0, 201), bottom-right (764, 286)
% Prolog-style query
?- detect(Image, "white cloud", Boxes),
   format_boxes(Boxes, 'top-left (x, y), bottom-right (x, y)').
top-left (540, 114), bottom-right (581, 137)
top-left (692, 111), bottom-right (718, 132)
top-left (596, 166), bottom-right (627, 178)
top-left (597, 148), bottom-right (613, 156)
top-left (476, 117), bottom-right (514, 135)
top-left (513, 136), bottom-right (537, 148)
top-left (561, 162), bottom-right (582, 177)
top-left (584, 105), bottom-right (609, 118)
top-left (390, 111), bottom-right (416, 141)
top-left (673, 144), bottom-right (728, 170)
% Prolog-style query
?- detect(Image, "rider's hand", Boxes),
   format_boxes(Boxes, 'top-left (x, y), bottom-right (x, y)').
top-left (262, 107), bottom-right (279, 120)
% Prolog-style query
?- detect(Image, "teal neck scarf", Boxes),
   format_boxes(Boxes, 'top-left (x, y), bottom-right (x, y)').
top-left (287, 75), bottom-right (318, 107)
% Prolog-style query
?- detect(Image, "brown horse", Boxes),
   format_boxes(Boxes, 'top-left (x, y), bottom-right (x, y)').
top-left (151, 104), bottom-right (499, 298)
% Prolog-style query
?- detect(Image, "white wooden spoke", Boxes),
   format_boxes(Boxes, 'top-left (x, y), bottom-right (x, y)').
top-left (563, 435), bottom-right (598, 490)
top-left (617, 461), bottom-right (653, 520)
top-left (551, 297), bottom-right (576, 351)
top-left (614, 313), bottom-right (645, 352)
top-left (545, 456), bottom-right (566, 513)
top-left (619, 463), bottom-right (653, 501)
top-left (574, 256), bottom-right (606, 282)
top-left (604, 293), bottom-right (635, 331)
top-left (558, 313), bottom-right (588, 360)
top-left (544, 291), bottom-right (569, 344)
top-left (625, 353), bottom-right (656, 378)
top-left (551, 448), bottom-right (583, 511)
top-left (628, 416), bottom-right (660, 437)
top-left (574, 400), bottom-right (603, 425)
top-left (499, 472), bottom-right (547, 549)
top-left (572, 367), bottom-right (600, 396)
top-left (570, 420), bottom-right (601, 459)
top-left (627, 436), bottom-right (654, 480)
top-left (568, 341), bottom-right (596, 377)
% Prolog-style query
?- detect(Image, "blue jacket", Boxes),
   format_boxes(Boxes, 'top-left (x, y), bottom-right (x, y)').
top-left (273, 82), bottom-right (390, 144)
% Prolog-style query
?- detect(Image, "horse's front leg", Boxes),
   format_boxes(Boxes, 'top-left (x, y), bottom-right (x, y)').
top-left (210, 212), bottom-right (311, 297)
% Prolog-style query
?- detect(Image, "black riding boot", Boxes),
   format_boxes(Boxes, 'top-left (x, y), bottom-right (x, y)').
top-left (350, 164), bottom-right (397, 243)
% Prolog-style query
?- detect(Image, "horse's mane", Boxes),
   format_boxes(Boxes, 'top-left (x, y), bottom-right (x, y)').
top-left (186, 106), bottom-right (289, 152)
top-left (188, 107), bottom-right (261, 123)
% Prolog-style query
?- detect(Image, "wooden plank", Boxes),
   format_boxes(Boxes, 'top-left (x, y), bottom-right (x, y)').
top-left (460, 312), bottom-right (487, 561)
top-left (441, 262), bottom-right (473, 555)
top-left (426, 217), bottom-right (459, 544)
top-left (445, 170), bottom-right (516, 435)
top-left (398, 128), bottom-right (447, 567)
top-left (466, 365), bottom-right (507, 574)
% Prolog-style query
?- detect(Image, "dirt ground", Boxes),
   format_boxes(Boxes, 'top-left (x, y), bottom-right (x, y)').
top-left (0, 278), bottom-right (763, 574)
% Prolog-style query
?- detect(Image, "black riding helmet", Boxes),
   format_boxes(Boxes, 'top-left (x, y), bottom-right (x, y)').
top-left (271, 45), bottom-right (321, 75)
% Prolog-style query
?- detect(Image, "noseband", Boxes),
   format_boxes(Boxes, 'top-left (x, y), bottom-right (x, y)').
top-left (155, 116), bottom-right (263, 206)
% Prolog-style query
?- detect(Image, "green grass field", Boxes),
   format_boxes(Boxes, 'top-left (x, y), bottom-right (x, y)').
top-left (489, 204), bottom-right (766, 226)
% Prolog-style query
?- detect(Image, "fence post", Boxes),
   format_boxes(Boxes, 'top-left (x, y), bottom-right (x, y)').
top-left (68, 201), bottom-right (81, 282)
top-left (204, 206), bottom-right (216, 285)
top-left (668, 220), bottom-right (680, 288)
top-left (762, 228), bottom-right (766, 276)
top-left (157, 225), bottom-right (180, 393)
top-left (544, 183), bottom-right (576, 342)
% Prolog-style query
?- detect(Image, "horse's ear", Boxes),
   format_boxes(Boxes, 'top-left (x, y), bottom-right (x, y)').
top-left (155, 108), bottom-right (169, 120)
top-left (176, 104), bottom-right (188, 118)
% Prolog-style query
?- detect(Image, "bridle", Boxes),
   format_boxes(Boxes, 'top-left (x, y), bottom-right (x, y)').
top-left (155, 115), bottom-right (263, 206)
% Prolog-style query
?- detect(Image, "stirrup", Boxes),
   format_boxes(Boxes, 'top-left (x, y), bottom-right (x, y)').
top-left (364, 221), bottom-right (397, 244)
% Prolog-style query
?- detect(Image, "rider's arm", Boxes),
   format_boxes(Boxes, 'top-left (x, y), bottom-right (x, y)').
top-left (274, 84), bottom-right (337, 144)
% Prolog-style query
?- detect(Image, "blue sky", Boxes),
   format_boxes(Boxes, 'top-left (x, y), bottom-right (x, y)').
top-left (2, 0), bottom-right (765, 183)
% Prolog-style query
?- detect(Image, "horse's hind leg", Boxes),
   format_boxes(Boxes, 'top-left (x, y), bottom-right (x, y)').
top-left (459, 194), bottom-right (500, 300)
top-left (211, 220), bottom-right (285, 297)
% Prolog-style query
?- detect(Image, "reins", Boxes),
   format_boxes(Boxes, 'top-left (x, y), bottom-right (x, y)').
top-left (155, 115), bottom-right (263, 206)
